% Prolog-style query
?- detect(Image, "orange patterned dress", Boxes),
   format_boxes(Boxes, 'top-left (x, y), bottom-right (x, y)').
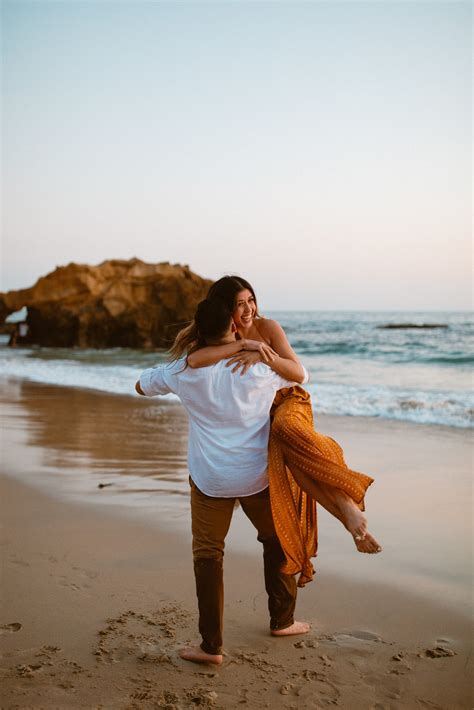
top-left (268, 386), bottom-right (374, 587)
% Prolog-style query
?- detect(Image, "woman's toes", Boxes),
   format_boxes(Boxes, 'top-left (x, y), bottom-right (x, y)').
top-left (356, 532), bottom-right (382, 554)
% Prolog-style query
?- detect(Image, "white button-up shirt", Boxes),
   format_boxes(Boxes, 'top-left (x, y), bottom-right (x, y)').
top-left (139, 358), bottom-right (305, 497)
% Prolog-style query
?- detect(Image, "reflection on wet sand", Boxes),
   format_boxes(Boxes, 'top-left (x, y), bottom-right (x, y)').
top-left (2, 379), bottom-right (190, 497)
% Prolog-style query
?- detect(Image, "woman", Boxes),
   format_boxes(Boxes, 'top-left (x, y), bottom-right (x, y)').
top-left (173, 276), bottom-right (381, 585)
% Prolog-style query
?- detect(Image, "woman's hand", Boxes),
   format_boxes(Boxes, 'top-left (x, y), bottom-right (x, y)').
top-left (226, 350), bottom-right (265, 375)
top-left (242, 339), bottom-right (277, 363)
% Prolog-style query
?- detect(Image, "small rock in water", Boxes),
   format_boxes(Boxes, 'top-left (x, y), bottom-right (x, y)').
top-left (280, 682), bottom-right (294, 695)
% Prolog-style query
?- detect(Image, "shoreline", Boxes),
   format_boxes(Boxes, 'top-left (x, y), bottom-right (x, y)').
top-left (1, 365), bottom-right (472, 431)
top-left (2, 370), bottom-right (472, 435)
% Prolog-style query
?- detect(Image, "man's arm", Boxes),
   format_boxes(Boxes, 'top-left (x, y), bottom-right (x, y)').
top-left (135, 362), bottom-right (178, 397)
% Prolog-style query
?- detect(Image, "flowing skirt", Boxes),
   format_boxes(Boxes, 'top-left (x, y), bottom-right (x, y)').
top-left (268, 386), bottom-right (374, 587)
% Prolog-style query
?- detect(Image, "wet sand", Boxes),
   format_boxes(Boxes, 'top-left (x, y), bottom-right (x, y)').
top-left (0, 379), bottom-right (472, 709)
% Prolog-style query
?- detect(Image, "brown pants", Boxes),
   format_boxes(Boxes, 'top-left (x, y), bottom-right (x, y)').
top-left (190, 478), bottom-right (297, 655)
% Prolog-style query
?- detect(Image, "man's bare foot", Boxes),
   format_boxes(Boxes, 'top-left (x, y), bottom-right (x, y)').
top-left (353, 531), bottom-right (382, 554)
top-left (179, 645), bottom-right (223, 665)
top-left (271, 621), bottom-right (310, 637)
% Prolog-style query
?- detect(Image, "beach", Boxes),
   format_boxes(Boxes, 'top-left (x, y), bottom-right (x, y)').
top-left (2, 0), bottom-right (472, 704)
top-left (1, 380), bottom-right (472, 709)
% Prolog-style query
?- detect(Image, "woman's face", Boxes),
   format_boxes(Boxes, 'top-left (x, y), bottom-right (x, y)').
top-left (233, 289), bottom-right (257, 330)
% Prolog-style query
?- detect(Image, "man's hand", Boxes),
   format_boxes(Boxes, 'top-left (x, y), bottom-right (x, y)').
top-left (135, 380), bottom-right (145, 395)
top-left (226, 350), bottom-right (265, 375)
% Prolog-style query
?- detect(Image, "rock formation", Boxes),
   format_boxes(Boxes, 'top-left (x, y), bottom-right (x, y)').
top-left (0, 259), bottom-right (213, 348)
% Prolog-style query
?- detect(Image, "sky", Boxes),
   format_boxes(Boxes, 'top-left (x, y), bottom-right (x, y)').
top-left (1, 0), bottom-right (471, 310)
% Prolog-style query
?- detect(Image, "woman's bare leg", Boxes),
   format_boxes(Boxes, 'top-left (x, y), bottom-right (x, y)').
top-left (294, 475), bottom-right (382, 554)
top-left (319, 483), bottom-right (382, 554)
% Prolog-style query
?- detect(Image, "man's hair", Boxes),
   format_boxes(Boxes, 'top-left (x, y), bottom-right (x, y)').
top-left (168, 297), bottom-right (232, 362)
top-left (194, 298), bottom-right (233, 343)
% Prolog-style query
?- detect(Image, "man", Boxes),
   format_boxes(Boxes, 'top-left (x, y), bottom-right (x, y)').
top-left (136, 298), bottom-right (309, 665)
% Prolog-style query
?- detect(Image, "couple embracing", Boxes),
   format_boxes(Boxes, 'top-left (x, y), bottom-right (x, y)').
top-left (136, 276), bottom-right (381, 665)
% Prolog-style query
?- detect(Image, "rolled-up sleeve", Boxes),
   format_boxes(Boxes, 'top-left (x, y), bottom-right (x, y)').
top-left (139, 366), bottom-right (172, 396)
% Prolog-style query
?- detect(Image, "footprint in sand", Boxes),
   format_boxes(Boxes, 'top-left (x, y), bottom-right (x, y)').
top-left (293, 639), bottom-right (319, 649)
top-left (423, 646), bottom-right (457, 658)
top-left (56, 575), bottom-right (88, 591)
top-left (16, 663), bottom-right (43, 677)
top-left (156, 690), bottom-right (180, 706)
top-left (286, 668), bottom-right (340, 704)
top-left (185, 687), bottom-right (218, 706)
top-left (94, 605), bottom-right (190, 665)
top-left (0, 622), bottom-right (22, 635)
top-left (230, 650), bottom-right (283, 674)
top-left (345, 630), bottom-right (382, 641)
top-left (436, 636), bottom-right (453, 645)
top-left (35, 645), bottom-right (62, 661)
top-left (332, 629), bottom-right (382, 649)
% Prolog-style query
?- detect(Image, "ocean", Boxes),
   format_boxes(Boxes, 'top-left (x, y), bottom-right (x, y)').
top-left (1, 310), bottom-right (472, 429)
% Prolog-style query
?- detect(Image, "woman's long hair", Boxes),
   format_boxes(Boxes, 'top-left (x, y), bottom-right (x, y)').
top-left (169, 275), bottom-right (258, 361)
top-left (169, 297), bottom-right (233, 362)
top-left (207, 275), bottom-right (260, 318)
top-left (168, 320), bottom-right (200, 362)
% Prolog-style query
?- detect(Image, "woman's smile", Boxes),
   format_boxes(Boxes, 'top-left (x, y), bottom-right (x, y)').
top-left (233, 289), bottom-right (257, 330)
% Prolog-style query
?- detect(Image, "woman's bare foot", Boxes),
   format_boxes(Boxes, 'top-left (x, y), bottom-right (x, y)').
top-left (336, 493), bottom-right (382, 553)
top-left (179, 645), bottom-right (223, 665)
top-left (340, 499), bottom-right (368, 540)
top-left (271, 621), bottom-right (310, 636)
top-left (353, 531), bottom-right (382, 554)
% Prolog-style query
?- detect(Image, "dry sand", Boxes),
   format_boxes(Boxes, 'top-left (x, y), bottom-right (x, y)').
top-left (0, 380), bottom-right (472, 709)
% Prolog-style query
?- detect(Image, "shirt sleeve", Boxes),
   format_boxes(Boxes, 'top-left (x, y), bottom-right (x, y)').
top-left (139, 365), bottom-right (174, 396)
